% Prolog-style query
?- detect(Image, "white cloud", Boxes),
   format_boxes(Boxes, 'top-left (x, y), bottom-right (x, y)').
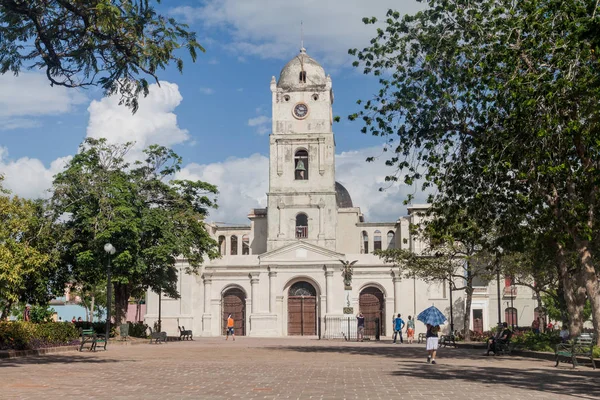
top-left (175, 146), bottom-right (430, 224)
top-left (199, 87), bottom-right (215, 95)
top-left (170, 0), bottom-right (426, 66)
top-left (247, 115), bottom-right (271, 135)
top-left (0, 147), bottom-right (71, 199)
top-left (0, 72), bottom-right (86, 129)
top-left (86, 81), bottom-right (189, 158)
top-left (247, 115), bottom-right (269, 126)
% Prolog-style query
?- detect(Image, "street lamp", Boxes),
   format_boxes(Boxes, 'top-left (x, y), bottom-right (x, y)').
top-left (496, 247), bottom-right (504, 329)
top-left (104, 243), bottom-right (116, 346)
top-left (448, 275), bottom-right (454, 334)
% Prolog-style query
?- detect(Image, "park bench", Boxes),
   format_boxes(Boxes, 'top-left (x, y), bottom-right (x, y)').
top-left (148, 326), bottom-right (167, 344)
top-left (417, 333), bottom-right (427, 344)
top-left (555, 334), bottom-right (596, 369)
top-left (178, 326), bottom-right (193, 341)
top-left (439, 333), bottom-right (458, 348)
top-left (489, 331), bottom-right (513, 355)
top-left (79, 328), bottom-right (107, 352)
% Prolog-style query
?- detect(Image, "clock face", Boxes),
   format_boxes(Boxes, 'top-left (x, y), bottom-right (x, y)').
top-left (293, 103), bottom-right (309, 119)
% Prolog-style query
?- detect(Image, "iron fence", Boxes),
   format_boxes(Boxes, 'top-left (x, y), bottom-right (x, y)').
top-left (321, 316), bottom-right (380, 341)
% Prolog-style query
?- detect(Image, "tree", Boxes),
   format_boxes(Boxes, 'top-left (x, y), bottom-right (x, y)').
top-left (0, 0), bottom-right (204, 112)
top-left (0, 177), bottom-right (63, 319)
top-left (350, 0), bottom-right (600, 343)
top-left (51, 138), bottom-right (220, 326)
top-left (378, 212), bottom-right (495, 340)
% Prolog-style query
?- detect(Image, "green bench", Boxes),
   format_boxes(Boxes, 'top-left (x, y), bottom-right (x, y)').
top-left (439, 334), bottom-right (458, 348)
top-left (79, 328), bottom-right (107, 352)
top-left (555, 334), bottom-right (596, 369)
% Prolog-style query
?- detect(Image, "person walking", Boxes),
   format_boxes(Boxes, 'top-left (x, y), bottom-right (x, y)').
top-left (406, 315), bottom-right (415, 344)
top-left (392, 314), bottom-right (405, 344)
top-left (356, 312), bottom-right (365, 342)
top-left (426, 323), bottom-right (440, 364)
top-left (226, 314), bottom-right (235, 341)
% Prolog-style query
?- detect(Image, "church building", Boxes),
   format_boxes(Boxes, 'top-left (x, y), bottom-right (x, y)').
top-left (145, 48), bottom-right (539, 337)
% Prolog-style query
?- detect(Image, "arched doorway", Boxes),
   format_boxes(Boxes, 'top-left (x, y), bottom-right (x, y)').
top-left (222, 288), bottom-right (246, 336)
top-left (288, 281), bottom-right (317, 336)
top-left (359, 286), bottom-right (385, 337)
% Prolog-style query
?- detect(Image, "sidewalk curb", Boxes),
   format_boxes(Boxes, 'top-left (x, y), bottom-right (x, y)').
top-left (0, 345), bottom-right (79, 359)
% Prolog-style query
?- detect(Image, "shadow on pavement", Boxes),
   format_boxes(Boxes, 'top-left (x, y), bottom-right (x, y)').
top-left (269, 344), bottom-right (599, 399)
top-left (0, 353), bottom-right (134, 368)
top-left (391, 363), bottom-right (598, 399)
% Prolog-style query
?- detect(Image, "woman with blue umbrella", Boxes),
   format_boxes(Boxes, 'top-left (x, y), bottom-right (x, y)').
top-left (417, 306), bottom-right (447, 364)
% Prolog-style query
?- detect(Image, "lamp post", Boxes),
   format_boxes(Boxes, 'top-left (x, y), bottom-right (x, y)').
top-left (448, 276), bottom-right (454, 333)
top-left (510, 280), bottom-right (515, 331)
top-left (496, 247), bottom-right (504, 329)
top-left (104, 243), bottom-right (116, 346)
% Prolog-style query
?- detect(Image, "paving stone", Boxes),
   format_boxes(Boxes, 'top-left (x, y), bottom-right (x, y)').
top-left (0, 338), bottom-right (597, 399)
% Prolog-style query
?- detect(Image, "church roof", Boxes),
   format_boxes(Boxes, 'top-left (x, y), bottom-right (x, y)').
top-left (335, 182), bottom-right (353, 208)
top-left (277, 48), bottom-right (327, 91)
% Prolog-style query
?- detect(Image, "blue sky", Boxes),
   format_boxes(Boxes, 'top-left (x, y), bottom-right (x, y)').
top-left (0, 0), bottom-right (429, 223)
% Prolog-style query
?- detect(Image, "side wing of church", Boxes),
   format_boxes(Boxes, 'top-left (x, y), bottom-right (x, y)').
top-left (145, 49), bottom-right (539, 337)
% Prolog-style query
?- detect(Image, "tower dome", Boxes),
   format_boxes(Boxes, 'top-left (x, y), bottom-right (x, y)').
top-left (335, 182), bottom-right (353, 208)
top-left (277, 48), bottom-right (327, 91)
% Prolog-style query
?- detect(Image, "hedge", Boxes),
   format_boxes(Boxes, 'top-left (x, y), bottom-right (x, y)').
top-left (0, 321), bottom-right (80, 351)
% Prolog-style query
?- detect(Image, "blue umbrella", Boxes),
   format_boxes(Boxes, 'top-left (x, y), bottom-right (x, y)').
top-left (417, 306), bottom-right (447, 326)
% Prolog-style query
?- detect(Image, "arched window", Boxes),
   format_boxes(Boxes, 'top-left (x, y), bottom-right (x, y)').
top-left (230, 235), bottom-right (238, 255)
top-left (242, 234), bottom-right (250, 255)
top-left (505, 307), bottom-right (518, 327)
top-left (295, 213), bottom-right (308, 239)
top-left (362, 231), bottom-right (369, 254)
top-left (299, 70), bottom-right (307, 83)
top-left (387, 231), bottom-right (395, 249)
top-left (374, 230), bottom-right (382, 251)
top-left (218, 235), bottom-right (226, 256)
top-left (294, 150), bottom-right (309, 180)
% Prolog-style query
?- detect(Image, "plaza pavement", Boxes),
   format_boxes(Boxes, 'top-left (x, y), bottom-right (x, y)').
top-left (0, 337), bottom-right (597, 400)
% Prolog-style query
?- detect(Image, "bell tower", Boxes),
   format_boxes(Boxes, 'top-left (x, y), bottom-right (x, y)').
top-left (266, 48), bottom-right (337, 251)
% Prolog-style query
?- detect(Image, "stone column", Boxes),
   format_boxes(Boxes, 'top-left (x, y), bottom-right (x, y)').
top-left (393, 272), bottom-right (402, 315)
top-left (325, 266), bottom-right (334, 314)
top-left (268, 269), bottom-right (277, 313)
top-left (203, 274), bottom-right (212, 313)
top-left (250, 272), bottom-right (260, 314)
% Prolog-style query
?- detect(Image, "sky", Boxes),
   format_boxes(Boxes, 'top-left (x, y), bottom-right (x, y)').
top-left (0, 0), bottom-right (430, 224)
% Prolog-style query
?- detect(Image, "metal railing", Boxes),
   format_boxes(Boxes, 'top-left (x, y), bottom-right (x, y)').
top-left (321, 316), bottom-right (380, 341)
top-left (295, 226), bottom-right (308, 238)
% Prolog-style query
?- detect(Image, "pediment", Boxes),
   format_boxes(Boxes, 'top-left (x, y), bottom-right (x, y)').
top-left (259, 241), bottom-right (345, 265)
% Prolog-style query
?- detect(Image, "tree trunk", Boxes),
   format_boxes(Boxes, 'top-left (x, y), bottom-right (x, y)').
top-left (90, 295), bottom-right (95, 323)
top-left (575, 240), bottom-right (600, 346)
top-left (463, 285), bottom-right (473, 341)
top-left (113, 282), bottom-right (131, 329)
top-left (556, 243), bottom-right (586, 337)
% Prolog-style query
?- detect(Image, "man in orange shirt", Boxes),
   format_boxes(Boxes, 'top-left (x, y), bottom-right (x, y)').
top-left (226, 314), bottom-right (235, 341)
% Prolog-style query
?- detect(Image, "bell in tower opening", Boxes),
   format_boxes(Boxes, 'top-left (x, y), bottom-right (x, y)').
top-left (294, 150), bottom-right (308, 180)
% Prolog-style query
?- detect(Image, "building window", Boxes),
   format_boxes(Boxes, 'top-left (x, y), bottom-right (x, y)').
top-left (218, 235), bottom-right (226, 256)
top-left (242, 234), bottom-right (250, 255)
top-left (374, 230), bottom-right (382, 251)
top-left (505, 307), bottom-right (518, 327)
top-left (362, 231), bottom-right (369, 254)
top-left (294, 150), bottom-right (309, 180)
top-left (299, 70), bottom-right (306, 83)
top-left (230, 235), bottom-right (238, 255)
top-left (296, 213), bottom-right (308, 239)
top-left (387, 231), bottom-right (395, 249)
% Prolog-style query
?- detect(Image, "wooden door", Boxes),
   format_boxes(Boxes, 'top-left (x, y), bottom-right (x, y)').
top-left (222, 289), bottom-right (246, 336)
top-left (473, 309), bottom-right (483, 333)
top-left (359, 287), bottom-right (384, 337)
top-left (288, 296), bottom-right (316, 336)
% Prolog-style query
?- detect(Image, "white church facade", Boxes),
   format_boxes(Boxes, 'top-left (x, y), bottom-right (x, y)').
top-left (145, 49), bottom-right (540, 338)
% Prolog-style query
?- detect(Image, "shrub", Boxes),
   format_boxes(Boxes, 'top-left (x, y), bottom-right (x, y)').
top-left (511, 330), bottom-right (561, 352)
top-left (0, 321), bottom-right (79, 351)
top-left (128, 322), bottom-right (148, 338)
